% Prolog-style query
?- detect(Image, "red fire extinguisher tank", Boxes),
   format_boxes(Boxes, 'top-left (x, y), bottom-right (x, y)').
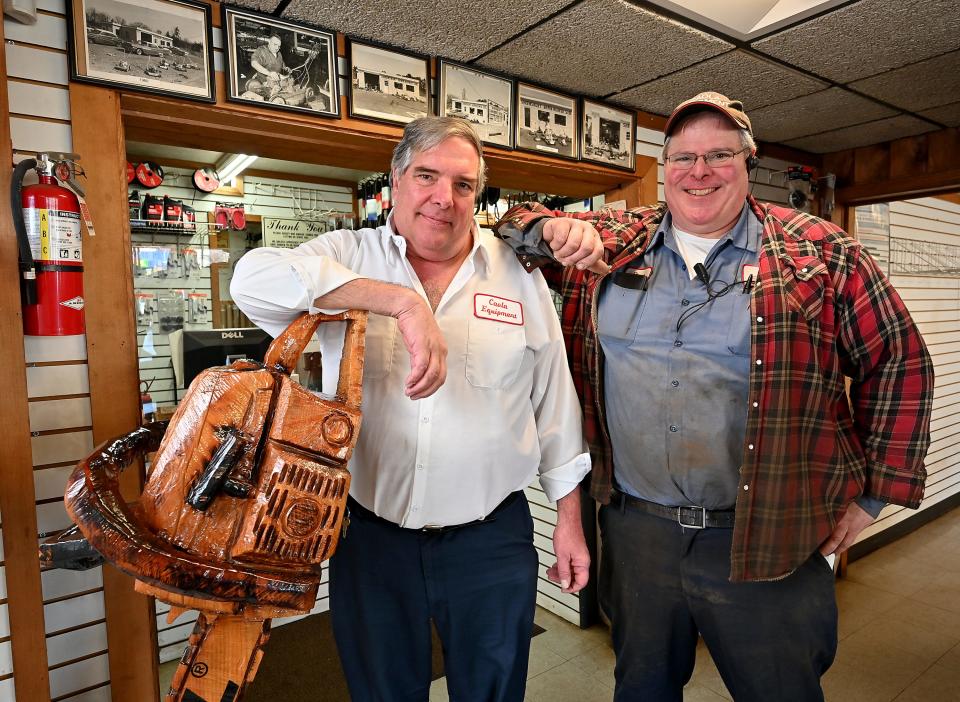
top-left (21, 158), bottom-right (85, 335)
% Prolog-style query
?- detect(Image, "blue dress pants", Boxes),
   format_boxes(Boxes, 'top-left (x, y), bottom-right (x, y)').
top-left (599, 503), bottom-right (838, 701)
top-left (329, 493), bottom-right (539, 702)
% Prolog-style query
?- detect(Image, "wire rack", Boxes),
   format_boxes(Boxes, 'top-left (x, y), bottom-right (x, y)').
top-left (888, 237), bottom-right (960, 277)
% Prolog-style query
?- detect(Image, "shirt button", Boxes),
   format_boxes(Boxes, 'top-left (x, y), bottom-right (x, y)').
top-left (681, 264), bottom-right (687, 271)
top-left (422, 416), bottom-right (430, 423)
top-left (669, 425), bottom-right (678, 432)
top-left (411, 505), bottom-right (420, 511)
top-left (755, 359), bottom-right (762, 365)
top-left (743, 484), bottom-right (750, 491)
top-left (416, 463), bottom-right (424, 470)
top-left (681, 299), bottom-right (690, 306)
top-left (748, 444), bottom-right (754, 450)
top-left (674, 340), bottom-right (683, 347)
top-left (671, 379), bottom-right (679, 387)
top-left (752, 401), bottom-right (759, 408)
top-left (756, 316), bottom-right (763, 322)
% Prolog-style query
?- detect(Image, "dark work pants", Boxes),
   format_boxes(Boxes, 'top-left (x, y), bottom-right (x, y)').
top-left (598, 503), bottom-right (838, 702)
top-left (329, 494), bottom-right (539, 702)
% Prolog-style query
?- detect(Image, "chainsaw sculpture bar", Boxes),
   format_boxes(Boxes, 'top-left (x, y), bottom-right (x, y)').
top-left (64, 310), bottom-right (367, 613)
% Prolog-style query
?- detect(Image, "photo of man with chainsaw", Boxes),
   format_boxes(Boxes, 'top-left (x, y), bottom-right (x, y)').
top-left (226, 8), bottom-right (338, 116)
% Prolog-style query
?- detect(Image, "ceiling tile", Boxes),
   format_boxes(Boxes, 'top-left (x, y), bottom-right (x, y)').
top-left (919, 102), bottom-right (960, 128)
top-left (849, 51), bottom-right (960, 112)
top-left (784, 115), bottom-right (938, 153)
top-left (281, 0), bottom-right (575, 61)
top-left (611, 49), bottom-right (827, 116)
top-left (226, 0), bottom-right (283, 11)
top-left (476, 0), bottom-right (731, 97)
top-left (749, 87), bottom-right (895, 142)
top-left (753, 0), bottom-right (960, 83)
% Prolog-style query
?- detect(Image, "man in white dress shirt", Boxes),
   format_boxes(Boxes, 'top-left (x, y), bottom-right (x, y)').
top-left (231, 116), bottom-right (591, 702)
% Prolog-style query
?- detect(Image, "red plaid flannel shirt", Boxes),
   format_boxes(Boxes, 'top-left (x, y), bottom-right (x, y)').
top-left (495, 197), bottom-right (933, 581)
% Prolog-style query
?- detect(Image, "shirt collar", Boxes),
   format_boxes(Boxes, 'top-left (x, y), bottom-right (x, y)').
top-left (385, 213), bottom-right (490, 272)
top-left (654, 201), bottom-right (759, 254)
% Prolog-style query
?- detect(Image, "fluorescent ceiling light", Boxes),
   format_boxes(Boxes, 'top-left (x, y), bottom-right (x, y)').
top-left (644, 0), bottom-right (846, 40)
top-left (217, 153), bottom-right (258, 183)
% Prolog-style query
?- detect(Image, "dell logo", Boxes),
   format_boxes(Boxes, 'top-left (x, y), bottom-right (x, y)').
top-left (221, 331), bottom-right (244, 339)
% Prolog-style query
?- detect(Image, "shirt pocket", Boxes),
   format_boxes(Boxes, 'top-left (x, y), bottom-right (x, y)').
top-left (598, 277), bottom-right (650, 342)
top-left (783, 255), bottom-right (827, 321)
top-left (363, 313), bottom-right (397, 380)
top-left (466, 317), bottom-right (527, 389)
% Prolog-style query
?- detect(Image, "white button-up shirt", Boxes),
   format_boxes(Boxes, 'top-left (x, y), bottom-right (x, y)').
top-left (231, 220), bottom-right (590, 528)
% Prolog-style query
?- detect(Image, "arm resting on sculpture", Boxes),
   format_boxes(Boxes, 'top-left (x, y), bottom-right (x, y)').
top-left (231, 240), bottom-right (448, 399)
top-left (312, 279), bottom-right (447, 400)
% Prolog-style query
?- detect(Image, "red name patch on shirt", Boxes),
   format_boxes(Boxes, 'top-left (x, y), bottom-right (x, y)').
top-left (474, 294), bottom-right (524, 325)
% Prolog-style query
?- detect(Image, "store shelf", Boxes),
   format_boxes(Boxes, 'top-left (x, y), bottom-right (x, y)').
top-left (130, 219), bottom-right (221, 237)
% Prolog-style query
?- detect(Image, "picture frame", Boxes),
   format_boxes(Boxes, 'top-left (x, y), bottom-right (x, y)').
top-left (348, 39), bottom-right (430, 126)
top-left (580, 99), bottom-right (637, 171)
top-left (68, 0), bottom-right (215, 102)
top-left (223, 6), bottom-right (340, 118)
top-left (438, 60), bottom-right (514, 149)
top-left (515, 82), bottom-right (579, 160)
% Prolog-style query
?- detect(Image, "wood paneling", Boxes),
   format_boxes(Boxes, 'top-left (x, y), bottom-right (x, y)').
top-left (69, 83), bottom-right (160, 702)
top-left (832, 127), bottom-right (960, 205)
top-left (0, 19), bottom-right (54, 702)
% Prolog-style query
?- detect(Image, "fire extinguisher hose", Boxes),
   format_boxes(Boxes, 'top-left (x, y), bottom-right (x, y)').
top-left (12, 158), bottom-right (38, 305)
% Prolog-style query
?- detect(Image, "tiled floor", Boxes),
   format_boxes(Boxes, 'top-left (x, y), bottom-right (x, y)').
top-left (427, 507), bottom-right (960, 701)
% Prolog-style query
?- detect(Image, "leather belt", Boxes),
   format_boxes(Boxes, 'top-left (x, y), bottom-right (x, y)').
top-left (613, 490), bottom-right (735, 529)
top-left (347, 491), bottom-right (522, 534)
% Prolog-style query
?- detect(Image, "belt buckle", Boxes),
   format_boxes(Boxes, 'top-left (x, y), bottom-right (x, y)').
top-left (678, 505), bottom-right (706, 529)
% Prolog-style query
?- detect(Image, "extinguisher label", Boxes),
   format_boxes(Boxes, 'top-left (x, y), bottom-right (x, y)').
top-left (60, 296), bottom-right (85, 311)
top-left (25, 208), bottom-right (82, 263)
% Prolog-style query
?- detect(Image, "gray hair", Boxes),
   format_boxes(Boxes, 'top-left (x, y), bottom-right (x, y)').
top-left (390, 116), bottom-right (487, 194)
top-left (661, 112), bottom-right (756, 162)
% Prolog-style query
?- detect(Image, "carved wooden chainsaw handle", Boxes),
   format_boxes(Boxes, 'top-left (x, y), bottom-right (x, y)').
top-left (263, 309), bottom-right (367, 410)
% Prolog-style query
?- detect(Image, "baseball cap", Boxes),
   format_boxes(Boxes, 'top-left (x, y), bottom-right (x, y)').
top-left (664, 92), bottom-right (753, 136)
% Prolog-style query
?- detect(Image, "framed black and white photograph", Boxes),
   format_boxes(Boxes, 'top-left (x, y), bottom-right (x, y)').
top-left (348, 40), bottom-right (430, 126)
top-left (68, 0), bottom-right (214, 102)
top-left (223, 6), bottom-right (339, 118)
top-left (438, 60), bottom-right (514, 149)
top-left (581, 99), bottom-right (636, 171)
top-left (515, 82), bottom-right (578, 160)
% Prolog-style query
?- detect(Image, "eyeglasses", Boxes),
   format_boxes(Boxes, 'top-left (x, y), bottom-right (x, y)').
top-left (664, 147), bottom-right (750, 169)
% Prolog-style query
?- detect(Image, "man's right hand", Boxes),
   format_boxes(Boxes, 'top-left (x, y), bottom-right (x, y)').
top-left (542, 218), bottom-right (608, 274)
top-left (395, 295), bottom-right (447, 400)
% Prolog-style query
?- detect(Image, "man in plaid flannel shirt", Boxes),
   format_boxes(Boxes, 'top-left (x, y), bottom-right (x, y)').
top-left (494, 92), bottom-right (933, 701)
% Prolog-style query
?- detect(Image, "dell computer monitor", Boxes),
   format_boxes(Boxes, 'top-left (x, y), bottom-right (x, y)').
top-left (179, 328), bottom-right (272, 388)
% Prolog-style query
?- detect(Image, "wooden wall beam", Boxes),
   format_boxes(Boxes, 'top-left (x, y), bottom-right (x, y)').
top-left (121, 93), bottom-right (648, 200)
top-left (69, 83), bottom-right (160, 702)
top-left (0, 20), bottom-right (54, 702)
top-left (828, 127), bottom-right (960, 205)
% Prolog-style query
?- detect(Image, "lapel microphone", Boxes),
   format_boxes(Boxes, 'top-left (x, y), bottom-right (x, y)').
top-left (694, 263), bottom-right (710, 286)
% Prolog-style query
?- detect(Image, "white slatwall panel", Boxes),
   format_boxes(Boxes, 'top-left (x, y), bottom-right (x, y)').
top-left (3, 5), bottom-right (114, 699)
top-left (857, 196), bottom-right (960, 543)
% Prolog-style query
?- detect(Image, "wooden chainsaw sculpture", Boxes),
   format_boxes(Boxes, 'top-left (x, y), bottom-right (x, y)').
top-left (43, 311), bottom-right (367, 702)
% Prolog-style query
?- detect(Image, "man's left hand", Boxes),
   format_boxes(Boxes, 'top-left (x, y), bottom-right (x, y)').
top-left (547, 492), bottom-right (590, 594)
top-left (819, 501), bottom-right (875, 556)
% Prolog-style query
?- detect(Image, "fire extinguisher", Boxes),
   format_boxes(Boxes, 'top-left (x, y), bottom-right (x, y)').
top-left (12, 153), bottom-right (87, 335)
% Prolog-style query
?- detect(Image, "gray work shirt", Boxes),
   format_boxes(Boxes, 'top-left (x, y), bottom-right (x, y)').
top-left (598, 204), bottom-right (758, 509)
